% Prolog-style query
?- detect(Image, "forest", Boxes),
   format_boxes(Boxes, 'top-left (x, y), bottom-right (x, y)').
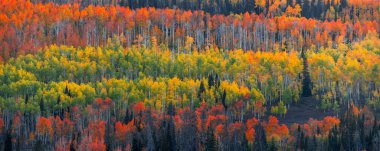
top-left (0, 0), bottom-right (379, 151)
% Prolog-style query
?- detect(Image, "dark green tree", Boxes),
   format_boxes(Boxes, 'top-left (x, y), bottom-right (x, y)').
top-left (269, 137), bottom-right (277, 151)
top-left (5, 131), bottom-right (13, 151)
top-left (221, 90), bottom-right (227, 111)
top-left (208, 74), bottom-right (214, 89)
top-left (198, 81), bottom-right (206, 101)
top-left (254, 123), bottom-right (267, 151)
top-left (32, 140), bottom-right (43, 151)
top-left (205, 128), bottom-right (217, 151)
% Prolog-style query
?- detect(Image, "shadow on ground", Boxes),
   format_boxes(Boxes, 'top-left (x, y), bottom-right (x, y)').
top-left (278, 96), bottom-right (336, 126)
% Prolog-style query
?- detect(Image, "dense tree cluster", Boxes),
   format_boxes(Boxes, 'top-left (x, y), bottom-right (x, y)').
top-left (0, 42), bottom-right (304, 117)
top-left (0, 34), bottom-right (378, 150)
top-left (0, 0), bottom-right (379, 60)
top-left (308, 32), bottom-right (380, 111)
top-left (29, 0), bottom-right (380, 20)
top-left (0, 94), bottom-right (379, 150)
top-left (0, 0), bottom-right (379, 150)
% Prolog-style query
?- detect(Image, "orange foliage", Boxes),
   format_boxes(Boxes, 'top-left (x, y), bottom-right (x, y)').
top-left (246, 128), bottom-right (256, 144)
top-left (89, 140), bottom-right (107, 151)
top-left (228, 121), bottom-right (243, 137)
top-left (36, 117), bottom-right (53, 138)
top-left (88, 120), bottom-right (106, 141)
top-left (0, 0), bottom-right (377, 60)
top-left (115, 121), bottom-right (135, 142)
top-left (245, 117), bottom-right (259, 143)
top-left (247, 117), bottom-right (259, 129)
top-left (321, 116), bottom-right (340, 134)
top-left (351, 104), bottom-right (360, 117)
top-left (215, 124), bottom-right (224, 136)
top-left (54, 114), bottom-right (74, 138)
top-left (133, 102), bottom-right (146, 114)
top-left (263, 116), bottom-right (289, 140)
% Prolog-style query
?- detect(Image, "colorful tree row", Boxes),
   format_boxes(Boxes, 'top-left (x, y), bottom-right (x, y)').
top-left (0, 0), bottom-right (379, 60)
top-left (1, 98), bottom-right (379, 150)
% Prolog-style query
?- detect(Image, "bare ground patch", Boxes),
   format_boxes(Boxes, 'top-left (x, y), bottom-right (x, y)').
top-left (278, 97), bottom-right (336, 126)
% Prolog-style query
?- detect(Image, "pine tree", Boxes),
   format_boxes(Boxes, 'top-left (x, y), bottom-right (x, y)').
top-left (269, 137), bottom-right (277, 151)
top-left (303, 136), bottom-right (308, 151)
top-left (254, 123), bottom-right (267, 151)
top-left (300, 131), bottom-right (306, 150)
top-left (124, 108), bottom-right (133, 124)
top-left (53, 100), bottom-right (64, 120)
top-left (132, 134), bottom-right (142, 151)
top-left (215, 74), bottom-right (220, 88)
top-left (64, 85), bottom-right (72, 97)
top-left (166, 118), bottom-right (176, 151)
top-left (221, 90), bottom-right (227, 111)
top-left (208, 74), bottom-right (214, 89)
top-left (105, 122), bottom-right (113, 151)
top-left (5, 131), bottom-right (13, 151)
top-left (301, 50), bottom-right (312, 97)
top-left (70, 133), bottom-right (76, 151)
top-left (167, 102), bottom-right (175, 116)
top-left (25, 94), bottom-right (29, 104)
top-left (311, 135), bottom-right (318, 151)
top-left (198, 81), bottom-right (206, 101)
top-left (33, 140), bottom-right (44, 151)
top-left (160, 118), bottom-right (176, 151)
top-left (205, 128), bottom-right (217, 151)
top-left (40, 98), bottom-right (45, 117)
top-left (296, 125), bottom-right (301, 150)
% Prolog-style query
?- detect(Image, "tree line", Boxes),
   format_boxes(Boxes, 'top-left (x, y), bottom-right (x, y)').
top-left (0, 35), bottom-right (379, 149)
top-left (0, 0), bottom-right (379, 60)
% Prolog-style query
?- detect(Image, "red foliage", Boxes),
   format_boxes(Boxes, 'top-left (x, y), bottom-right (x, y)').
top-left (133, 102), bottom-right (146, 114)
top-left (195, 102), bottom-right (208, 131)
top-left (246, 127), bottom-right (256, 144)
top-left (115, 121), bottom-right (135, 143)
top-left (321, 116), bottom-right (340, 134)
top-left (54, 113), bottom-right (74, 138)
top-left (263, 116), bottom-right (289, 140)
top-left (0, 118), bottom-right (4, 133)
top-left (36, 117), bottom-right (54, 138)
top-left (228, 121), bottom-right (244, 138)
top-left (88, 120), bottom-right (106, 141)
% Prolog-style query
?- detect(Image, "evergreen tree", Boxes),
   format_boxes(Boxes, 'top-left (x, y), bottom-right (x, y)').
top-left (5, 131), bottom-right (13, 151)
top-left (70, 133), bottom-right (76, 151)
top-left (303, 136), bottom-right (308, 151)
top-left (64, 85), bottom-right (72, 98)
top-left (160, 118), bottom-right (176, 151)
top-left (25, 95), bottom-right (29, 104)
top-left (311, 135), bottom-right (318, 151)
top-left (328, 126), bottom-right (340, 151)
top-left (301, 50), bottom-right (312, 97)
top-left (300, 131), bottom-right (308, 151)
top-left (132, 134), bottom-right (142, 151)
top-left (269, 137), bottom-right (277, 151)
top-left (254, 123), bottom-right (267, 151)
top-left (296, 125), bottom-right (301, 150)
top-left (166, 118), bottom-right (176, 151)
top-left (167, 102), bottom-right (175, 116)
top-left (215, 74), bottom-right (220, 88)
top-left (32, 140), bottom-right (43, 151)
top-left (105, 122), bottom-right (113, 151)
top-left (39, 98), bottom-right (45, 117)
top-left (124, 108), bottom-right (133, 124)
top-left (205, 128), bottom-right (217, 151)
top-left (221, 90), bottom-right (227, 111)
top-left (198, 81), bottom-right (206, 101)
top-left (208, 74), bottom-right (214, 89)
